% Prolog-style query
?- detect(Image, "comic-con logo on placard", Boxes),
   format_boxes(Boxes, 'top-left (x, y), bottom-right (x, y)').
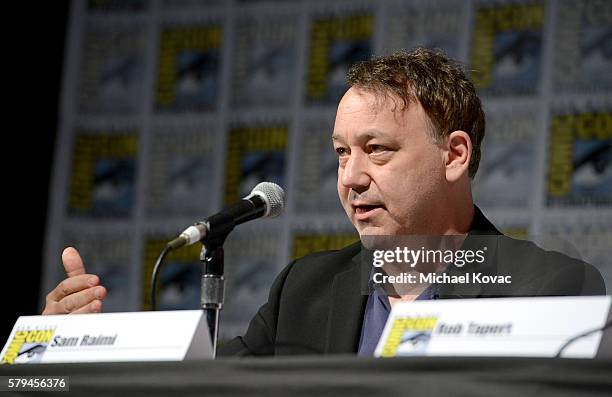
top-left (1, 328), bottom-right (56, 364)
top-left (380, 316), bottom-right (438, 357)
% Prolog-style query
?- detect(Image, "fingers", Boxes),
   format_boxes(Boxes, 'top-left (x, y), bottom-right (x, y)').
top-left (70, 299), bottom-right (103, 314)
top-left (43, 296), bottom-right (103, 315)
top-left (62, 247), bottom-right (86, 277)
top-left (46, 274), bottom-right (100, 303)
top-left (47, 285), bottom-right (107, 314)
top-left (62, 286), bottom-right (106, 313)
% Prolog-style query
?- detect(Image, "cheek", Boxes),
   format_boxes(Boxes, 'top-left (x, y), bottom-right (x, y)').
top-left (381, 177), bottom-right (414, 211)
top-left (337, 175), bottom-right (347, 203)
top-left (379, 156), bottom-right (443, 209)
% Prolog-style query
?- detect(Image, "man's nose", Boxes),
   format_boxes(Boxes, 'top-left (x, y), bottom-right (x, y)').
top-left (340, 152), bottom-right (370, 193)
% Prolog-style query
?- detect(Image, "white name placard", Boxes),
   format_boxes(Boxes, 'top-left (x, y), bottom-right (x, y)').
top-left (375, 296), bottom-right (611, 359)
top-left (1, 310), bottom-right (212, 364)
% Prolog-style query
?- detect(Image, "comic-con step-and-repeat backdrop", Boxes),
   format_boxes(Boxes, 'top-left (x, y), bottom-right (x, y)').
top-left (43, 0), bottom-right (611, 340)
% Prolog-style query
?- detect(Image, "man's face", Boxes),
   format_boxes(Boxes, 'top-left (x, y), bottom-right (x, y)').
top-left (333, 87), bottom-right (447, 237)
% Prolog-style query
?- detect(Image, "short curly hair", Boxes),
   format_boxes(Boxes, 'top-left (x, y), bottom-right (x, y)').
top-left (346, 48), bottom-right (485, 178)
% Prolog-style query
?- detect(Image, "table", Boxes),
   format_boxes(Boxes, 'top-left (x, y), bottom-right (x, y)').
top-left (1, 356), bottom-right (611, 396)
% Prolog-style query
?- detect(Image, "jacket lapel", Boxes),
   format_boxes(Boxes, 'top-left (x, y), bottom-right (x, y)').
top-left (325, 249), bottom-right (369, 353)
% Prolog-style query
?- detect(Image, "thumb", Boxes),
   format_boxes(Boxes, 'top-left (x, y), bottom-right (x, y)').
top-left (62, 247), bottom-right (86, 277)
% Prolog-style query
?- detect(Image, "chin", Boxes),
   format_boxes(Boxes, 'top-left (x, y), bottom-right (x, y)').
top-left (358, 226), bottom-right (401, 251)
top-left (356, 225), bottom-right (390, 237)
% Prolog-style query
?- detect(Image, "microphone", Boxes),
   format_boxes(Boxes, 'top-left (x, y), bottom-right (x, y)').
top-left (167, 182), bottom-right (285, 249)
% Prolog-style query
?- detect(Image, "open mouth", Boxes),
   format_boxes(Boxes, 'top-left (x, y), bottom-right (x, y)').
top-left (355, 204), bottom-right (383, 214)
top-left (353, 204), bottom-right (385, 219)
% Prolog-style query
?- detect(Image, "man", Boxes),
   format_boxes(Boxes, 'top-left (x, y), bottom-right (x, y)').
top-left (42, 48), bottom-right (605, 355)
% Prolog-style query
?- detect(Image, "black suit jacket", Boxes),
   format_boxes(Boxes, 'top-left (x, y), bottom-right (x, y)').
top-left (218, 207), bottom-right (606, 356)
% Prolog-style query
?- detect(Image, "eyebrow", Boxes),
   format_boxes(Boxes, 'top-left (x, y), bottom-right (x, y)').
top-left (332, 129), bottom-right (387, 143)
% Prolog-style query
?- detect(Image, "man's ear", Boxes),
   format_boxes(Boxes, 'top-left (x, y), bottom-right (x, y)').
top-left (442, 130), bottom-right (472, 182)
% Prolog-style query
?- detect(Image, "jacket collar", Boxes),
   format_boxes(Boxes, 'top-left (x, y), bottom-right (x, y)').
top-left (438, 206), bottom-right (502, 299)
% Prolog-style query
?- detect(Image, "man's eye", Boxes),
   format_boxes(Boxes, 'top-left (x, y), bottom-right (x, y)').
top-left (369, 145), bottom-right (387, 154)
top-left (335, 147), bottom-right (348, 156)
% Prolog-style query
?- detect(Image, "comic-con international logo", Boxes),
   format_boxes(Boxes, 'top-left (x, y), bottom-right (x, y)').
top-left (1, 328), bottom-right (55, 364)
top-left (381, 316), bottom-right (438, 357)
